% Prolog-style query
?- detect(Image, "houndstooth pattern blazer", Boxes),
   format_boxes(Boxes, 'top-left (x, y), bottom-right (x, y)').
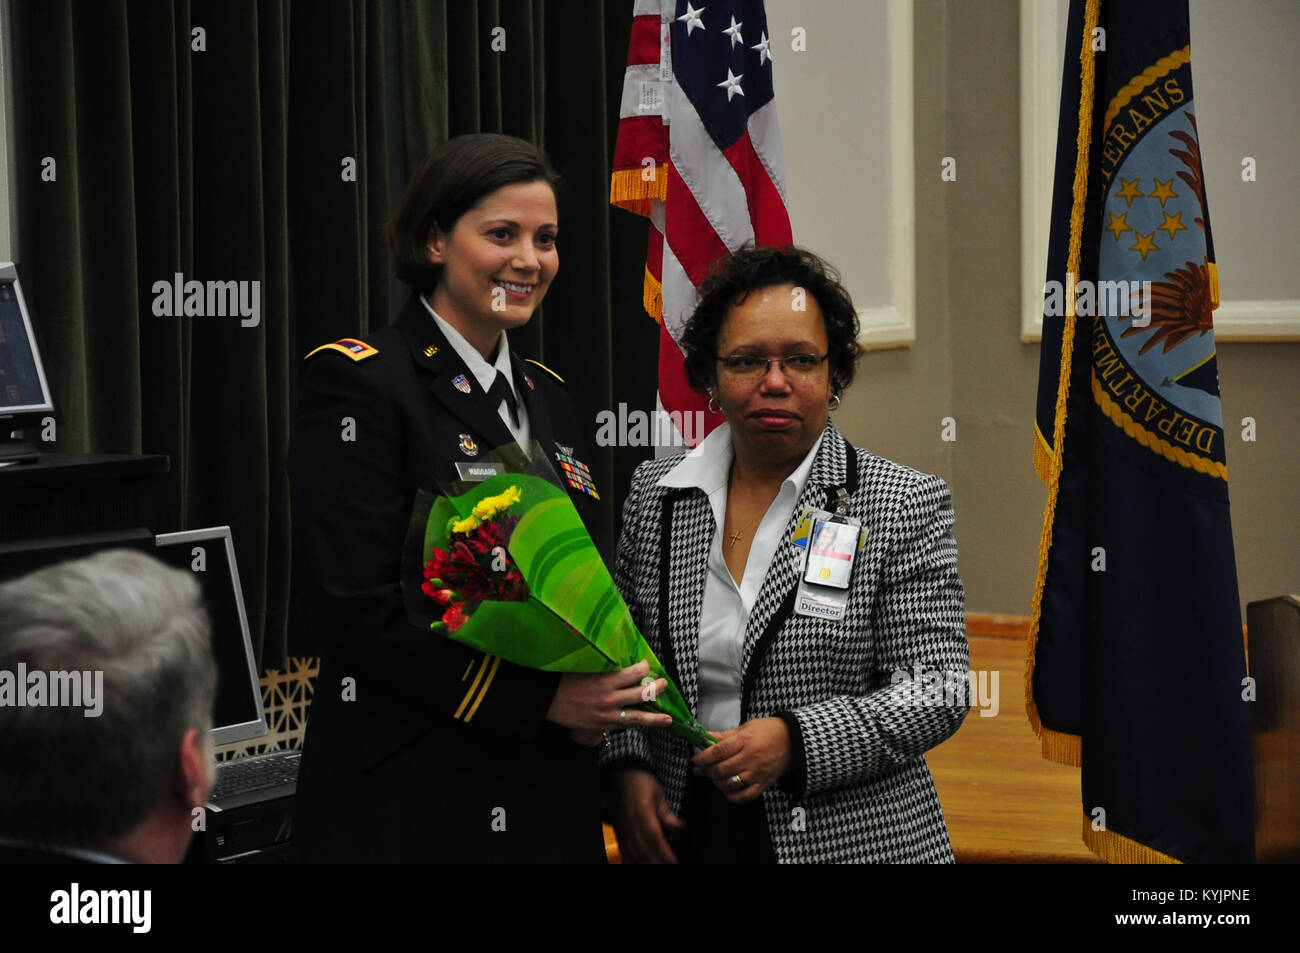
top-left (601, 420), bottom-right (969, 863)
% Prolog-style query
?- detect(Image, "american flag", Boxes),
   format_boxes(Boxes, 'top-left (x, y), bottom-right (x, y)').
top-left (611, 0), bottom-right (793, 449)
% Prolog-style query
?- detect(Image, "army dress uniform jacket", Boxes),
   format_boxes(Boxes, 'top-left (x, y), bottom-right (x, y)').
top-left (601, 422), bottom-right (969, 863)
top-left (289, 293), bottom-right (606, 863)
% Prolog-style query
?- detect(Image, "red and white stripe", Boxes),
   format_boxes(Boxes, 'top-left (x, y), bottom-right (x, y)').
top-left (612, 0), bottom-right (792, 451)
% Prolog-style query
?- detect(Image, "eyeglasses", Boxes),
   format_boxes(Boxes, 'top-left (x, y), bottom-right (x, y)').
top-left (715, 353), bottom-right (828, 378)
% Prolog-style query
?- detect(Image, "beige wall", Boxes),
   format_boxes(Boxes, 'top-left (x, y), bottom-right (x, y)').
top-left (776, 0), bottom-right (1298, 615)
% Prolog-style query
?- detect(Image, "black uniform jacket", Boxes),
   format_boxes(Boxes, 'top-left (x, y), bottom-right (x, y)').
top-left (288, 293), bottom-right (606, 863)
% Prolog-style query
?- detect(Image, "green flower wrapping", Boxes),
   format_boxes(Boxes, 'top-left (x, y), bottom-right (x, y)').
top-left (403, 442), bottom-right (715, 748)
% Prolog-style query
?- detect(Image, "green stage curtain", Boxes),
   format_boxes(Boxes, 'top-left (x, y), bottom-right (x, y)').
top-left (11, 0), bottom-right (660, 665)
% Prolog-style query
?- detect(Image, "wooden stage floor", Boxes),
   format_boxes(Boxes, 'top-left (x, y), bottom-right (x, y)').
top-left (604, 633), bottom-right (1099, 864)
top-left (927, 634), bottom-right (1099, 863)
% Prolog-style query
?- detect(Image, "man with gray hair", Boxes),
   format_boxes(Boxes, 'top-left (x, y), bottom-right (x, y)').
top-left (0, 548), bottom-right (217, 863)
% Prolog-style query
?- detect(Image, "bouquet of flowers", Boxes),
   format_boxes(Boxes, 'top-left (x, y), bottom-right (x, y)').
top-left (403, 442), bottom-right (714, 748)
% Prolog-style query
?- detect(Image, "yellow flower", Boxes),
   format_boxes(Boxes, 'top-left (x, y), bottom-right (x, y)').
top-left (451, 516), bottom-right (480, 534)
top-left (471, 485), bottom-right (522, 522)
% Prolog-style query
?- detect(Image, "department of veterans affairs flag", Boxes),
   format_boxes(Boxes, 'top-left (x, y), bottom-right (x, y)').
top-left (611, 0), bottom-right (793, 449)
top-left (1027, 0), bottom-right (1254, 862)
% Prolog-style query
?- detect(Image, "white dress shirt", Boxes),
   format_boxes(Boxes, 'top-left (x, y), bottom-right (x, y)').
top-left (421, 295), bottom-right (531, 445)
top-left (657, 423), bottom-right (824, 732)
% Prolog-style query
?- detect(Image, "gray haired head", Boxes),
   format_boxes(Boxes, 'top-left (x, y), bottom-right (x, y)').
top-left (0, 548), bottom-right (216, 849)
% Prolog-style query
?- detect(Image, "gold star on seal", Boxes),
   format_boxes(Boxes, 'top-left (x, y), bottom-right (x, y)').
top-left (1157, 210), bottom-right (1187, 240)
top-left (1129, 231), bottom-right (1160, 261)
top-left (1106, 211), bottom-right (1133, 241)
top-left (1115, 177), bottom-right (1144, 206)
top-left (1148, 178), bottom-right (1178, 207)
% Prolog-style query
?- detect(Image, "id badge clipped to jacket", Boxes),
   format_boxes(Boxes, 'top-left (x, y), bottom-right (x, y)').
top-left (793, 507), bottom-right (863, 622)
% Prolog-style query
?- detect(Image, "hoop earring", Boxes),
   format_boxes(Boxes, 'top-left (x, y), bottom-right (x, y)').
top-left (828, 394), bottom-right (841, 411)
top-left (707, 394), bottom-right (722, 415)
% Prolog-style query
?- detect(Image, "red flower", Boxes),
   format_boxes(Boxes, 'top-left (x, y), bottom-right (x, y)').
top-left (442, 603), bottom-right (468, 632)
top-left (473, 520), bottom-right (503, 550)
top-left (420, 582), bottom-right (455, 605)
top-left (498, 570), bottom-right (527, 602)
top-left (421, 518), bottom-right (529, 621)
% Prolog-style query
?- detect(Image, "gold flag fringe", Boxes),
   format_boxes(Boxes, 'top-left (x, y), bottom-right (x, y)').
top-left (1033, 425), bottom-right (1054, 485)
top-left (611, 165), bottom-right (668, 322)
top-left (1040, 726), bottom-right (1081, 766)
top-left (643, 266), bottom-right (663, 323)
top-left (610, 167), bottom-right (667, 217)
top-left (1025, 0), bottom-right (1100, 761)
top-left (1082, 814), bottom-right (1182, 864)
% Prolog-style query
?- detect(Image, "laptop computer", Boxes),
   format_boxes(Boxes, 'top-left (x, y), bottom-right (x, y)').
top-left (0, 262), bottom-right (57, 464)
top-left (154, 527), bottom-right (300, 813)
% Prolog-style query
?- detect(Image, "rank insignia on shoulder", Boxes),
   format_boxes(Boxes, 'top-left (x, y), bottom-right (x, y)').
top-left (423, 345), bottom-right (439, 357)
top-left (305, 338), bottom-right (378, 362)
top-left (451, 373), bottom-right (472, 394)
top-left (524, 358), bottom-right (564, 384)
top-left (459, 433), bottom-right (479, 456)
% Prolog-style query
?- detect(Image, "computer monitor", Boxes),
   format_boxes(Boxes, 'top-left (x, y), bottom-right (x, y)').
top-left (0, 527), bottom-right (264, 748)
top-left (154, 527), bottom-right (266, 747)
top-left (0, 262), bottom-right (56, 463)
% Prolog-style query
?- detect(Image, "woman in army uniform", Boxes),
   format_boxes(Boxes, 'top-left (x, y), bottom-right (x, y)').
top-left (289, 134), bottom-right (669, 863)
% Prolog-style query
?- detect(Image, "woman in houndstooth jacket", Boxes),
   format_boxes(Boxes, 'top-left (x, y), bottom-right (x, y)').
top-left (603, 246), bottom-right (970, 863)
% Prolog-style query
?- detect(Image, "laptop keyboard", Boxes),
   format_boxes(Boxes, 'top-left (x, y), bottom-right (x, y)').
top-left (210, 750), bottom-right (302, 801)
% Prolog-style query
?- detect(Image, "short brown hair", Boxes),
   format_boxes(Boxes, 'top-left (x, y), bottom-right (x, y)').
top-left (387, 134), bottom-right (559, 294)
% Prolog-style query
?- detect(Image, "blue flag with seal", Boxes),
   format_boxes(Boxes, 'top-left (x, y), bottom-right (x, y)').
top-left (1027, 0), bottom-right (1254, 863)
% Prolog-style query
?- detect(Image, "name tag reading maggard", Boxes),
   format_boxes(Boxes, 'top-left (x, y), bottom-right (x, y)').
top-left (455, 461), bottom-right (505, 481)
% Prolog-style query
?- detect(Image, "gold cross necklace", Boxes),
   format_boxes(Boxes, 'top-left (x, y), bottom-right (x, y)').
top-left (726, 519), bottom-right (759, 549)
top-left (724, 466), bottom-right (764, 549)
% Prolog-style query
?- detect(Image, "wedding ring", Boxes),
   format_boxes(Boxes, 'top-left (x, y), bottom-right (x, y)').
top-left (731, 774), bottom-right (744, 788)
top-left (619, 708), bottom-right (627, 725)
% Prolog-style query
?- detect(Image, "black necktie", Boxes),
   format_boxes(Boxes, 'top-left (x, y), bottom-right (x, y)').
top-left (488, 371), bottom-right (520, 429)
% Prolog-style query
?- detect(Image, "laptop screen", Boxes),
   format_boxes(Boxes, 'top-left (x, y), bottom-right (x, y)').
top-left (154, 527), bottom-right (265, 747)
top-left (0, 264), bottom-right (55, 418)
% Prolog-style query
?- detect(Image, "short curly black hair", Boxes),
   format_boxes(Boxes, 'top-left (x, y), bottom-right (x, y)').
top-left (679, 244), bottom-right (862, 396)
